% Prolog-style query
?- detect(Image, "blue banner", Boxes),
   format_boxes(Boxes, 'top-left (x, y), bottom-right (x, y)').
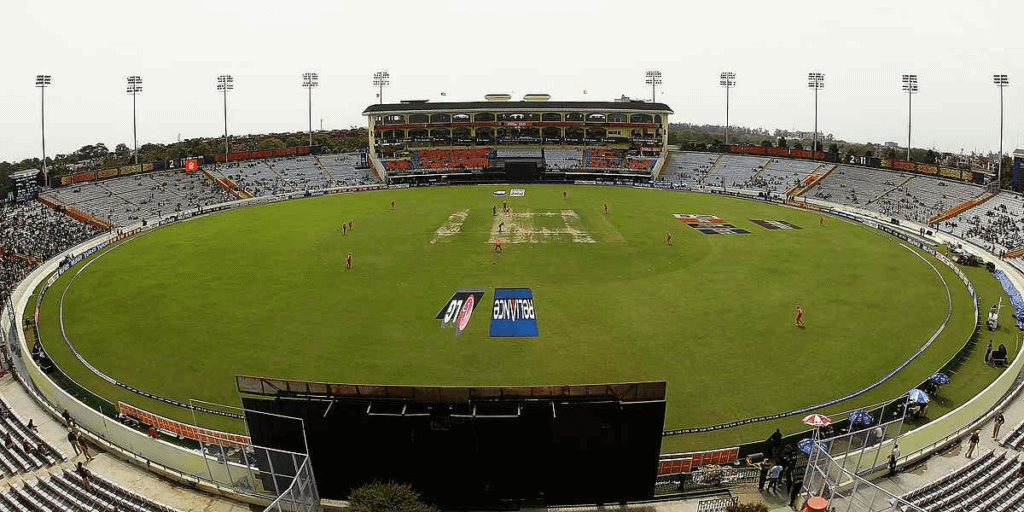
top-left (489, 288), bottom-right (539, 337)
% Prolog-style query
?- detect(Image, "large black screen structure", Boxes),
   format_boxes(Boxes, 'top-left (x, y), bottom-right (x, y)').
top-left (238, 377), bottom-right (667, 507)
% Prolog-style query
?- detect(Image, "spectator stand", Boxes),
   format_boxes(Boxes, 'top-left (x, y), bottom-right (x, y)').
top-left (894, 449), bottom-right (1024, 511)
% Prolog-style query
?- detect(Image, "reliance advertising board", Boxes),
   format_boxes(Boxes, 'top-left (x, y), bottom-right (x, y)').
top-left (489, 288), bottom-right (539, 337)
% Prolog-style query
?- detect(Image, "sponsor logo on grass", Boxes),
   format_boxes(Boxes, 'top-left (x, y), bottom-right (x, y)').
top-left (750, 219), bottom-right (802, 230)
top-left (510, 189), bottom-right (526, 197)
top-left (436, 289), bottom-right (486, 337)
top-left (489, 288), bottom-right (539, 337)
top-left (673, 214), bottom-right (751, 235)
top-left (493, 190), bottom-right (507, 197)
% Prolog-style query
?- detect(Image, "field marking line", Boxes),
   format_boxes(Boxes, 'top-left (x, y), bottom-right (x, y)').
top-left (430, 209), bottom-right (470, 245)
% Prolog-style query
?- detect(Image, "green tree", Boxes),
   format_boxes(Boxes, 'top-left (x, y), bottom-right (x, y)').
top-left (348, 482), bottom-right (438, 512)
top-left (760, 139), bottom-right (772, 148)
top-left (777, 137), bottom-right (787, 148)
top-left (115, 143), bottom-right (130, 160)
top-left (793, 141), bottom-right (804, 150)
top-left (258, 138), bottom-right (286, 151)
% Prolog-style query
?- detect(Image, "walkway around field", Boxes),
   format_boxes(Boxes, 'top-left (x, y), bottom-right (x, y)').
top-left (0, 375), bottom-right (246, 512)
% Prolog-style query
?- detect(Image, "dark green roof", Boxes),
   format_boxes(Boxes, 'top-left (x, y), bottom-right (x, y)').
top-left (363, 100), bottom-right (672, 115)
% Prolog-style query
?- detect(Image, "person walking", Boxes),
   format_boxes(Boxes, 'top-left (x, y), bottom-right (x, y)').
top-left (789, 471), bottom-right (804, 509)
top-left (758, 458), bottom-right (770, 491)
top-left (76, 430), bottom-right (93, 462)
top-left (67, 429), bottom-right (80, 456)
top-left (888, 444), bottom-right (900, 477)
top-left (767, 462), bottom-right (783, 493)
top-left (966, 430), bottom-right (980, 458)
top-left (76, 461), bottom-right (92, 491)
top-left (994, 411), bottom-right (1006, 439)
top-left (986, 340), bottom-right (994, 364)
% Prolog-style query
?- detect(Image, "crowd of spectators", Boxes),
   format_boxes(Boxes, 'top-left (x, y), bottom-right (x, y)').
top-left (944, 200), bottom-right (1024, 254)
top-left (1, 200), bottom-right (99, 302)
top-left (42, 170), bottom-right (233, 227)
top-left (227, 156), bottom-right (375, 196)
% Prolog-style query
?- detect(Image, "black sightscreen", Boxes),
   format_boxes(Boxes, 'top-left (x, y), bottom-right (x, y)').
top-left (243, 395), bottom-right (665, 507)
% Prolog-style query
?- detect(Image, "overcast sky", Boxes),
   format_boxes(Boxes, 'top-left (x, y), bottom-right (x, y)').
top-left (2, 0), bottom-right (1022, 162)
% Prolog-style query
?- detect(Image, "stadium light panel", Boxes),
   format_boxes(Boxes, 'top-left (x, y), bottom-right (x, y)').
top-left (126, 76), bottom-right (142, 95)
top-left (902, 74), bottom-right (918, 93)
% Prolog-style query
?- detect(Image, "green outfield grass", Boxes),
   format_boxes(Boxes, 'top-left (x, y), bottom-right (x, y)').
top-left (35, 186), bottom-right (995, 448)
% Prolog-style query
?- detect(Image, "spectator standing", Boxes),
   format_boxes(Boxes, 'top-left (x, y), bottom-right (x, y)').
top-left (994, 411), bottom-right (1006, 439)
top-left (888, 444), bottom-right (900, 476)
top-left (966, 430), bottom-right (980, 458)
top-left (767, 428), bottom-right (783, 459)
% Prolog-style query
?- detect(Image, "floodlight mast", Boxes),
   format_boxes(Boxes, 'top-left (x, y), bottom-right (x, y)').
top-left (217, 75), bottom-right (234, 167)
top-left (303, 72), bottom-right (319, 147)
top-left (808, 73), bottom-right (825, 160)
top-left (645, 70), bottom-right (662, 103)
top-left (373, 71), bottom-right (389, 105)
top-left (902, 74), bottom-right (918, 162)
top-left (127, 76), bottom-right (143, 164)
top-left (719, 72), bottom-right (736, 145)
top-left (994, 74), bottom-right (1009, 189)
top-left (35, 75), bottom-right (52, 180)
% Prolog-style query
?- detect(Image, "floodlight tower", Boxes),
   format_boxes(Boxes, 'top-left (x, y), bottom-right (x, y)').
top-left (35, 75), bottom-right (52, 180)
top-left (217, 75), bottom-right (234, 166)
top-left (719, 72), bottom-right (736, 145)
top-left (302, 72), bottom-right (319, 147)
top-left (373, 71), bottom-right (389, 105)
top-left (994, 74), bottom-right (1009, 189)
top-left (645, 70), bottom-right (662, 103)
top-left (902, 74), bottom-right (918, 162)
top-left (808, 72), bottom-right (825, 159)
top-left (126, 76), bottom-right (143, 164)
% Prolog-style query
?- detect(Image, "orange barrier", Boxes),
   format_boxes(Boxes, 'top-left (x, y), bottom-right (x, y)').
top-left (929, 193), bottom-right (997, 224)
top-left (658, 447), bottom-right (741, 474)
top-left (1005, 246), bottom-right (1024, 259)
top-left (118, 402), bottom-right (250, 449)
